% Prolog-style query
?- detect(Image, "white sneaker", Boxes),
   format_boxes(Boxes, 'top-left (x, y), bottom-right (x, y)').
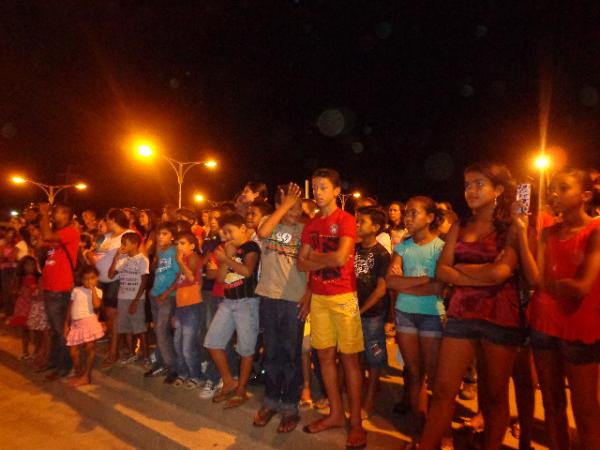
top-left (198, 379), bottom-right (223, 400)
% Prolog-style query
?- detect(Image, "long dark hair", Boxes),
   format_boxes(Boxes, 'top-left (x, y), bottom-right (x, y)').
top-left (16, 255), bottom-right (41, 280)
top-left (464, 161), bottom-right (516, 232)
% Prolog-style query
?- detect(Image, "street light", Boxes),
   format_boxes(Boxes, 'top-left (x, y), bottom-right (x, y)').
top-left (136, 143), bottom-right (217, 208)
top-left (194, 194), bottom-right (205, 203)
top-left (339, 191), bottom-right (361, 210)
top-left (534, 154), bottom-right (550, 171)
top-left (10, 175), bottom-right (88, 204)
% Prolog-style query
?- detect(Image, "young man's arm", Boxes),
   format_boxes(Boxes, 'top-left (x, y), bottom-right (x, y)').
top-left (297, 243), bottom-right (323, 272)
top-left (107, 251), bottom-right (122, 280)
top-left (129, 274), bottom-right (149, 315)
top-left (257, 183), bottom-right (302, 239)
top-left (302, 236), bottom-right (354, 270)
top-left (215, 243), bottom-right (259, 278)
top-left (38, 203), bottom-right (64, 242)
top-left (297, 284), bottom-right (311, 320)
top-left (359, 277), bottom-right (387, 315)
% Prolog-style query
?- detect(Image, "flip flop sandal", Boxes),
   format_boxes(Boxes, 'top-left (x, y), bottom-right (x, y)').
top-left (223, 394), bottom-right (248, 409)
top-left (212, 388), bottom-right (237, 404)
top-left (302, 419), bottom-right (344, 434)
top-left (172, 377), bottom-right (185, 387)
top-left (277, 415), bottom-right (301, 433)
top-left (253, 407), bottom-right (277, 427)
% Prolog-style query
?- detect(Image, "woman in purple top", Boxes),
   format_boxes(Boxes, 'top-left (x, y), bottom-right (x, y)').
top-left (420, 162), bottom-right (521, 450)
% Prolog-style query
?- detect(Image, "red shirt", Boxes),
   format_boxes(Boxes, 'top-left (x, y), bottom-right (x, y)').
top-left (301, 208), bottom-right (357, 296)
top-left (42, 225), bottom-right (80, 292)
top-left (528, 219), bottom-right (600, 344)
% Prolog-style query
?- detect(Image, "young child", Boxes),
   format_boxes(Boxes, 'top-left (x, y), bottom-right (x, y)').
top-left (9, 256), bottom-right (39, 359)
top-left (298, 168), bottom-right (366, 449)
top-left (385, 196), bottom-right (445, 445)
top-left (514, 168), bottom-right (600, 450)
top-left (354, 206), bottom-right (391, 419)
top-left (145, 222), bottom-right (179, 379)
top-left (108, 232), bottom-right (150, 365)
top-left (65, 265), bottom-right (104, 386)
top-left (252, 182), bottom-right (307, 432)
top-left (246, 200), bottom-right (274, 235)
top-left (166, 231), bottom-right (204, 389)
top-left (204, 213), bottom-right (261, 409)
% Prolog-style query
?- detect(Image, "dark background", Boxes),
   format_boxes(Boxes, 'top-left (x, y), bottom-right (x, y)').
top-left (1, 1), bottom-right (599, 216)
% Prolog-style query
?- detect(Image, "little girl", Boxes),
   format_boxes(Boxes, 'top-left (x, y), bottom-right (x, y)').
top-left (65, 265), bottom-right (104, 387)
top-left (9, 256), bottom-right (39, 359)
top-left (386, 196), bottom-right (445, 445)
top-left (514, 168), bottom-right (600, 450)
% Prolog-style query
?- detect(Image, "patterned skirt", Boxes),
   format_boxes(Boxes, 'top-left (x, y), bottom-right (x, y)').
top-left (27, 301), bottom-right (49, 331)
top-left (66, 315), bottom-right (104, 346)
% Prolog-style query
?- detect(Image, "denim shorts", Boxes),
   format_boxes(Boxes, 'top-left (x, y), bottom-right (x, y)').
top-left (361, 315), bottom-right (388, 369)
top-left (530, 330), bottom-right (600, 365)
top-left (444, 317), bottom-right (525, 346)
top-left (395, 310), bottom-right (443, 338)
top-left (99, 280), bottom-right (120, 309)
top-left (117, 298), bottom-right (147, 334)
top-left (204, 297), bottom-right (259, 357)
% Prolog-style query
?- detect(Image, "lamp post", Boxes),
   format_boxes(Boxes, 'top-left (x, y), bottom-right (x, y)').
top-left (10, 176), bottom-right (87, 205)
top-left (137, 144), bottom-right (217, 208)
top-left (339, 191), bottom-right (361, 211)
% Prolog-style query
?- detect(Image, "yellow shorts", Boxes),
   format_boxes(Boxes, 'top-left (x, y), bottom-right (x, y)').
top-left (310, 292), bottom-right (364, 354)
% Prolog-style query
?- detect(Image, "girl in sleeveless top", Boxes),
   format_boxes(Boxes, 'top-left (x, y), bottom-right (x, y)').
top-left (513, 168), bottom-right (600, 450)
top-left (420, 162), bottom-right (521, 450)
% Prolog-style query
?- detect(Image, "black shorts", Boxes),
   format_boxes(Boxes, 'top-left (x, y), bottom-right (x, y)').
top-left (530, 330), bottom-right (600, 365)
top-left (99, 280), bottom-right (120, 309)
top-left (444, 317), bottom-right (526, 347)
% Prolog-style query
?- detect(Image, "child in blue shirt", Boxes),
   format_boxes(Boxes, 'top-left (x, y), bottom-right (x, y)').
top-left (146, 222), bottom-right (179, 379)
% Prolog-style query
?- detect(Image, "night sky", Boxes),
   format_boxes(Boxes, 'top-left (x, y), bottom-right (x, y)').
top-left (1, 1), bottom-right (599, 215)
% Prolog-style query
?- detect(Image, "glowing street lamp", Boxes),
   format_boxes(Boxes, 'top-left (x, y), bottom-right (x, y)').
top-left (534, 154), bottom-right (550, 171)
top-left (339, 191), bottom-right (362, 210)
top-left (10, 175), bottom-right (88, 204)
top-left (194, 194), bottom-right (205, 203)
top-left (135, 141), bottom-right (217, 208)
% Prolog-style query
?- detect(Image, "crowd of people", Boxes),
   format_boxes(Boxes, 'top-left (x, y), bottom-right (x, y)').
top-left (0, 163), bottom-right (599, 450)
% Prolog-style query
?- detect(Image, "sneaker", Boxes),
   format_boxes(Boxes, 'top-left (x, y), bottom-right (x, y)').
top-left (118, 354), bottom-right (138, 365)
top-left (144, 367), bottom-right (168, 378)
top-left (164, 373), bottom-right (179, 385)
top-left (459, 382), bottom-right (477, 401)
top-left (198, 380), bottom-right (223, 400)
top-left (184, 378), bottom-right (204, 390)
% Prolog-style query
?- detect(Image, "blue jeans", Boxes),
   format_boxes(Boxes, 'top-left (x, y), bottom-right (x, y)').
top-left (174, 303), bottom-right (203, 381)
top-left (44, 291), bottom-right (72, 375)
top-left (261, 297), bottom-right (304, 415)
top-left (361, 315), bottom-right (388, 369)
top-left (150, 295), bottom-right (176, 373)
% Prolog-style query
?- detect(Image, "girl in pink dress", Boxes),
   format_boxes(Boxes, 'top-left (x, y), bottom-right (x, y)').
top-left (513, 168), bottom-right (600, 450)
top-left (65, 265), bottom-right (104, 387)
top-left (9, 256), bottom-right (40, 359)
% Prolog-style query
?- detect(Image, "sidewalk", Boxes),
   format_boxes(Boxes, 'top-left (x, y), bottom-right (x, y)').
top-left (0, 323), bottom-right (559, 449)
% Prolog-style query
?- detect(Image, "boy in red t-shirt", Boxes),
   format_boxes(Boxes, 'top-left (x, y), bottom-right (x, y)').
top-left (298, 168), bottom-right (366, 449)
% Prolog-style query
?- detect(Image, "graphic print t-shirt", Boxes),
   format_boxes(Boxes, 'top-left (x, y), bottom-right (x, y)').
top-left (115, 253), bottom-right (150, 300)
top-left (255, 219), bottom-right (307, 302)
top-left (301, 208), bottom-right (357, 296)
top-left (150, 246), bottom-right (180, 297)
top-left (223, 241), bottom-right (261, 300)
top-left (354, 242), bottom-right (391, 317)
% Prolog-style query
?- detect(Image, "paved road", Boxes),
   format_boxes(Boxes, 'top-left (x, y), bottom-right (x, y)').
top-left (0, 324), bottom-right (571, 449)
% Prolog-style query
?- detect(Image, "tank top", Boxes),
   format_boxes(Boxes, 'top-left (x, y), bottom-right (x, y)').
top-left (447, 228), bottom-right (520, 328)
top-left (528, 219), bottom-right (600, 344)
